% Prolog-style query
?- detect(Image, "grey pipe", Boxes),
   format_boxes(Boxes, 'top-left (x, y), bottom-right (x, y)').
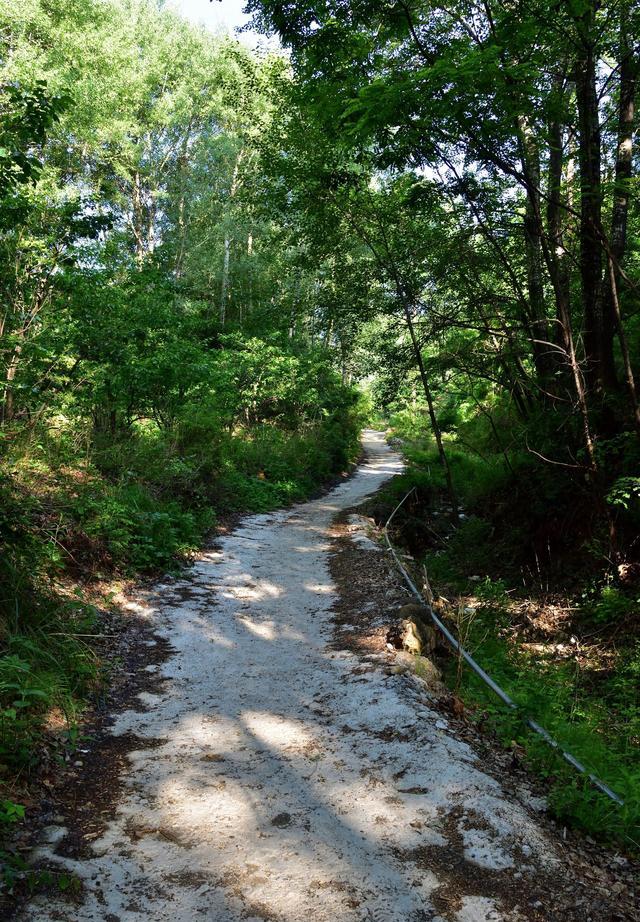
top-left (383, 489), bottom-right (624, 807)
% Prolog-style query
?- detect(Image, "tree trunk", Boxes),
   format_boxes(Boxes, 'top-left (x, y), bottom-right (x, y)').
top-left (220, 237), bottom-right (230, 325)
top-left (403, 303), bottom-right (458, 516)
top-left (246, 231), bottom-right (254, 321)
top-left (1, 339), bottom-right (22, 425)
top-left (608, 256), bottom-right (640, 435)
top-left (546, 80), bottom-right (573, 365)
top-left (132, 169), bottom-right (145, 265)
top-left (219, 149), bottom-right (244, 325)
top-left (575, 4), bottom-right (616, 393)
top-left (602, 9), bottom-right (638, 428)
top-left (517, 115), bottom-right (552, 384)
top-left (608, 13), bottom-right (636, 265)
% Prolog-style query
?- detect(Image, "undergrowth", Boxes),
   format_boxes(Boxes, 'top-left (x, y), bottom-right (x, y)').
top-left (0, 404), bottom-right (363, 889)
top-left (384, 411), bottom-right (640, 852)
top-left (442, 591), bottom-right (640, 850)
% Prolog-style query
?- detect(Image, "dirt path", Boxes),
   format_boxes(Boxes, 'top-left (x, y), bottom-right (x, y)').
top-left (24, 432), bottom-right (569, 921)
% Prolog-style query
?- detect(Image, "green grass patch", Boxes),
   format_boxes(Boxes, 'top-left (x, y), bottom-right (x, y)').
top-left (440, 594), bottom-right (640, 849)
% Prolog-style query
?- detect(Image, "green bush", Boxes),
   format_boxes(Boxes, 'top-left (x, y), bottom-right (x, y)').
top-left (426, 517), bottom-right (495, 590)
top-left (589, 585), bottom-right (638, 625)
top-left (442, 604), bottom-right (640, 847)
top-left (387, 406), bottom-right (640, 849)
top-left (68, 481), bottom-right (211, 572)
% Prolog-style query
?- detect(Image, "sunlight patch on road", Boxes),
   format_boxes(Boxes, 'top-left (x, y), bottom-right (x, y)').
top-left (238, 617), bottom-right (276, 640)
top-left (242, 711), bottom-right (314, 750)
top-left (221, 578), bottom-right (283, 601)
top-left (304, 583), bottom-right (335, 595)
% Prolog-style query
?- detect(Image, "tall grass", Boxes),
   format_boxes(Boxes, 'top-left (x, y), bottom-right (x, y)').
top-left (440, 590), bottom-right (640, 849)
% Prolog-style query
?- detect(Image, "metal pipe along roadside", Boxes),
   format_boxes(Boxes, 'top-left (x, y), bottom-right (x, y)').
top-left (383, 488), bottom-right (625, 808)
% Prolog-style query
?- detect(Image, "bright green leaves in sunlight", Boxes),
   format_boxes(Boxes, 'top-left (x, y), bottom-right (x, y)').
top-left (0, 0), bottom-right (364, 804)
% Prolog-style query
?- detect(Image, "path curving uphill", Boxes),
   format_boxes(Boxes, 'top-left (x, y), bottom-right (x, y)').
top-left (24, 431), bottom-right (563, 922)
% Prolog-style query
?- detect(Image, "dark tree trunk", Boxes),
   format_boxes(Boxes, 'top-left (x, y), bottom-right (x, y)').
top-left (517, 116), bottom-right (553, 385)
top-left (403, 304), bottom-right (458, 517)
top-left (575, 4), bottom-right (616, 393)
top-left (603, 10), bottom-right (639, 431)
top-left (546, 84), bottom-right (573, 365)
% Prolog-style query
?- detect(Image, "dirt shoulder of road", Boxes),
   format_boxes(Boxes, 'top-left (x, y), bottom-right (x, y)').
top-left (1, 583), bottom-right (174, 917)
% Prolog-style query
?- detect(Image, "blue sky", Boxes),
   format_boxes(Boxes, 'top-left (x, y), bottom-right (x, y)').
top-left (167, 0), bottom-right (270, 46)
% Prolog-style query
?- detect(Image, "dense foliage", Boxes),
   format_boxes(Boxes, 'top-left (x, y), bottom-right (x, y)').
top-left (244, 0), bottom-right (640, 846)
top-left (0, 0), bottom-right (363, 830)
top-left (0, 0), bottom-right (638, 861)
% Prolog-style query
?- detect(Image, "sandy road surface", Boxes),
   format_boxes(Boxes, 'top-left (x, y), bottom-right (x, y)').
top-left (24, 431), bottom-right (559, 922)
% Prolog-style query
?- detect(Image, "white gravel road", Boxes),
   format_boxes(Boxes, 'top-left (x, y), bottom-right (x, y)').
top-left (25, 431), bottom-right (558, 922)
